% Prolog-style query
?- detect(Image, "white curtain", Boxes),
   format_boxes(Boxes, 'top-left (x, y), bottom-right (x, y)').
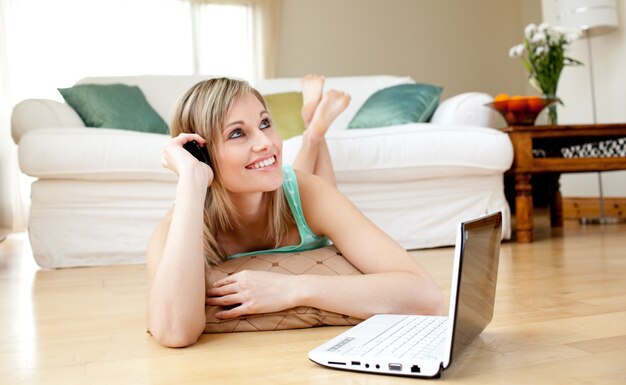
top-left (0, 0), bottom-right (27, 232)
top-left (186, 0), bottom-right (283, 80)
top-left (0, 0), bottom-right (277, 234)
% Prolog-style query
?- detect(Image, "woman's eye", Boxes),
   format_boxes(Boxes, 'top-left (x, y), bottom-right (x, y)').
top-left (260, 118), bottom-right (271, 129)
top-left (228, 128), bottom-right (244, 139)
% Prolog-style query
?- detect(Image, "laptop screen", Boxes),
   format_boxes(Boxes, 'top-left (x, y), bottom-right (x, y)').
top-left (450, 213), bottom-right (502, 363)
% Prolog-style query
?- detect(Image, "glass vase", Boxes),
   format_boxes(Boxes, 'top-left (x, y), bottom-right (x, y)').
top-left (544, 93), bottom-right (558, 125)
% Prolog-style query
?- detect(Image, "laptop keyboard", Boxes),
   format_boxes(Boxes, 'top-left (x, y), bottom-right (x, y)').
top-left (336, 316), bottom-right (448, 359)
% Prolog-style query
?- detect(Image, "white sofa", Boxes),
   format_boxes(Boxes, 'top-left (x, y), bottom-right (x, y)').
top-left (11, 75), bottom-right (513, 268)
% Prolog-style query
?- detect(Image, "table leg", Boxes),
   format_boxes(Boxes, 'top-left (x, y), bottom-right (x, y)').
top-left (549, 174), bottom-right (563, 228)
top-left (515, 173), bottom-right (533, 242)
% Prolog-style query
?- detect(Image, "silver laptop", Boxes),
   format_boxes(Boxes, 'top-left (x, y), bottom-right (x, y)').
top-left (308, 212), bottom-right (502, 378)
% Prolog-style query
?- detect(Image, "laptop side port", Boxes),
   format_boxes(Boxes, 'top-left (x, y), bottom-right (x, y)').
top-left (389, 363), bottom-right (402, 371)
top-left (410, 364), bottom-right (421, 373)
top-left (328, 361), bottom-right (346, 365)
top-left (351, 361), bottom-right (361, 366)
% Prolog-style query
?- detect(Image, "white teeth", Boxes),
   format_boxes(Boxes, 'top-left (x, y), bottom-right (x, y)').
top-left (251, 156), bottom-right (275, 169)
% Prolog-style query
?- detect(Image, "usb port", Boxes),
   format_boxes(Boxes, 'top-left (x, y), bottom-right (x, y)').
top-left (389, 363), bottom-right (402, 371)
top-left (351, 361), bottom-right (361, 366)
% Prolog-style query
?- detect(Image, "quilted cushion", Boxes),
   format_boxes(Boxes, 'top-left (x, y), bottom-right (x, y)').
top-left (204, 246), bottom-right (364, 333)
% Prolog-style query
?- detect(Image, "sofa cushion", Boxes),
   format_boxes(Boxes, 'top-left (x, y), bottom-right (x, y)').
top-left (77, 75), bottom-right (212, 124)
top-left (18, 127), bottom-right (174, 182)
top-left (347, 83), bottom-right (442, 129)
top-left (263, 92), bottom-right (305, 139)
top-left (283, 123), bottom-right (514, 182)
top-left (58, 84), bottom-right (169, 134)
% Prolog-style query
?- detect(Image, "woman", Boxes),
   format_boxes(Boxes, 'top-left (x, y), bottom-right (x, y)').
top-left (146, 75), bottom-right (443, 348)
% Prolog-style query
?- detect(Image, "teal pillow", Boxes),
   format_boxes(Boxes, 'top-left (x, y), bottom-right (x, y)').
top-left (348, 83), bottom-right (443, 129)
top-left (58, 83), bottom-right (169, 134)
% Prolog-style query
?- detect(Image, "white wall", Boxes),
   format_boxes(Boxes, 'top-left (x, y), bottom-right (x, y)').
top-left (541, 0), bottom-right (626, 198)
top-left (276, 0), bottom-right (625, 198)
top-left (276, 0), bottom-right (540, 101)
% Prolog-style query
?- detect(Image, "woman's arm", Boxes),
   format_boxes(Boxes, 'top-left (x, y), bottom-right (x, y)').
top-left (206, 171), bottom-right (443, 320)
top-left (294, 170), bottom-right (444, 318)
top-left (146, 134), bottom-right (212, 347)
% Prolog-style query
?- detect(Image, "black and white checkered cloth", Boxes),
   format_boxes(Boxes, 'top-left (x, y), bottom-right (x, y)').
top-left (560, 137), bottom-right (626, 158)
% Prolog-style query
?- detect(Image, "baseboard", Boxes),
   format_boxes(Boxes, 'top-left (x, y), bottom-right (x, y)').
top-left (562, 197), bottom-right (626, 219)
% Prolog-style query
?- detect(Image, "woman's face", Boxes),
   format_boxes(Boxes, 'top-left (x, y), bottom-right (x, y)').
top-left (215, 92), bottom-right (284, 194)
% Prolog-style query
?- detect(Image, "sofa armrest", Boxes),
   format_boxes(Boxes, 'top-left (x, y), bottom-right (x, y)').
top-left (430, 92), bottom-right (499, 128)
top-left (11, 99), bottom-right (85, 144)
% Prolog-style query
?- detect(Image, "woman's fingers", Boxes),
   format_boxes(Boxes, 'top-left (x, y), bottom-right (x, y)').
top-left (205, 293), bottom-right (241, 306)
top-left (206, 282), bottom-right (237, 297)
top-left (173, 132), bottom-right (206, 146)
top-left (214, 305), bottom-right (248, 319)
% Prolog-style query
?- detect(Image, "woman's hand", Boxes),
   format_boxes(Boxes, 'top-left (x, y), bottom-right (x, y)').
top-left (161, 133), bottom-right (213, 186)
top-left (205, 271), bottom-right (297, 319)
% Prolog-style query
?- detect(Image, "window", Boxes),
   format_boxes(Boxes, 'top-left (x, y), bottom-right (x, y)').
top-left (8, 0), bottom-right (253, 101)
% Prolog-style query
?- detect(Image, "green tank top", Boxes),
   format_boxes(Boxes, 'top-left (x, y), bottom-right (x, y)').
top-left (226, 166), bottom-right (330, 260)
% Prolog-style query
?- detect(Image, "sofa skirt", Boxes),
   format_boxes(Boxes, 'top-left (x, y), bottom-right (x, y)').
top-left (28, 179), bottom-right (176, 268)
top-left (26, 174), bottom-right (509, 268)
top-left (338, 174), bottom-right (511, 250)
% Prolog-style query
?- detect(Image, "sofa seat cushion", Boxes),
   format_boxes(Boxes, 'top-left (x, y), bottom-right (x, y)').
top-left (18, 127), bottom-right (174, 181)
top-left (283, 124), bottom-right (513, 182)
top-left (19, 123), bottom-right (512, 184)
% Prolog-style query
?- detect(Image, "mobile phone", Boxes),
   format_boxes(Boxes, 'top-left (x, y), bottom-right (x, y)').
top-left (183, 140), bottom-right (211, 166)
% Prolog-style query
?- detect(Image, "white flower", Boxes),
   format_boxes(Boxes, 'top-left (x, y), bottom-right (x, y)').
top-left (537, 23), bottom-right (550, 32)
top-left (524, 23), bottom-right (537, 38)
top-left (565, 30), bottom-right (582, 43)
top-left (531, 32), bottom-right (547, 44)
top-left (535, 46), bottom-right (547, 56)
top-left (509, 44), bottom-right (525, 58)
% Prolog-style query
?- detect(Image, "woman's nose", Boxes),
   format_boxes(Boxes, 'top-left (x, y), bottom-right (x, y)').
top-left (251, 130), bottom-right (272, 152)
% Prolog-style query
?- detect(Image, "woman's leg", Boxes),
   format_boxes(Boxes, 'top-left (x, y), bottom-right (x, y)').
top-left (292, 75), bottom-right (350, 187)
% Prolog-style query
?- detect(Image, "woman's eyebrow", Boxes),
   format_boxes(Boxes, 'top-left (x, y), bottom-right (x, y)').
top-left (224, 111), bottom-right (268, 130)
top-left (225, 120), bottom-right (243, 130)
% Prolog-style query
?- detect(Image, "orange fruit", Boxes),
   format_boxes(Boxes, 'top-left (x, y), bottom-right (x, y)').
top-left (527, 96), bottom-right (545, 113)
top-left (505, 111), bottom-right (516, 123)
top-left (494, 93), bottom-right (510, 102)
top-left (508, 95), bottom-right (528, 113)
top-left (493, 93), bottom-right (510, 113)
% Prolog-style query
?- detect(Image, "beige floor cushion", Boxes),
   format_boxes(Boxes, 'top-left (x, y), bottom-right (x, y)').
top-left (204, 246), bottom-right (364, 333)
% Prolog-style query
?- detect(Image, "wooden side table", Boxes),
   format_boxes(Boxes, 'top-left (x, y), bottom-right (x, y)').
top-left (502, 123), bottom-right (626, 242)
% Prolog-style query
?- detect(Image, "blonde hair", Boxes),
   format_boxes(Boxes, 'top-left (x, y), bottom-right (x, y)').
top-left (171, 77), bottom-right (294, 265)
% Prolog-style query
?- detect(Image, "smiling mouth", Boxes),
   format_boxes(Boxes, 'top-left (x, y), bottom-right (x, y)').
top-left (246, 156), bottom-right (277, 169)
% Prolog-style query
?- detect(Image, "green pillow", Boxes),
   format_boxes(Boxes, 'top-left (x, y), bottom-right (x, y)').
top-left (348, 83), bottom-right (443, 129)
top-left (58, 83), bottom-right (169, 134)
top-left (263, 92), bottom-right (305, 140)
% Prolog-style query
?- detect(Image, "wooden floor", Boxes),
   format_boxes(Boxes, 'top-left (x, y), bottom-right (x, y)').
top-left (1, 210), bottom-right (625, 384)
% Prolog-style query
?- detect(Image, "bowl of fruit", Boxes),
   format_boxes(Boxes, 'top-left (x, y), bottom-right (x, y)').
top-left (485, 94), bottom-right (558, 126)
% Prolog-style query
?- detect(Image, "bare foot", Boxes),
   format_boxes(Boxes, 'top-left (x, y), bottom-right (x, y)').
top-left (301, 74), bottom-right (325, 126)
top-left (307, 90), bottom-right (351, 140)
